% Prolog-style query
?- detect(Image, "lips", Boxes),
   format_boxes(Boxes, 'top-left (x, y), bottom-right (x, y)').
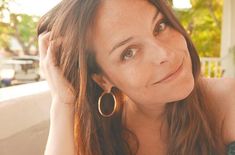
top-left (153, 59), bottom-right (184, 85)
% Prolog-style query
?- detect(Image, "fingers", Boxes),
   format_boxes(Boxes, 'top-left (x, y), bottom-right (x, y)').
top-left (38, 33), bottom-right (75, 104)
top-left (38, 32), bottom-right (63, 66)
top-left (38, 32), bottom-right (50, 78)
top-left (38, 32), bottom-right (50, 60)
top-left (38, 31), bottom-right (64, 80)
top-left (47, 37), bottom-right (63, 66)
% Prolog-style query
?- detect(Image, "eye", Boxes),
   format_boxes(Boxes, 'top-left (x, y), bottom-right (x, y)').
top-left (121, 48), bottom-right (138, 61)
top-left (154, 19), bottom-right (168, 36)
top-left (159, 22), bottom-right (166, 32)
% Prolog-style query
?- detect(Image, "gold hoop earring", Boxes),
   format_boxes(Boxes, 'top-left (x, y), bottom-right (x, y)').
top-left (98, 91), bottom-right (117, 117)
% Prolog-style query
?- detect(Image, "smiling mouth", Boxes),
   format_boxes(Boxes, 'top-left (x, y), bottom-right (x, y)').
top-left (153, 59), bottom-right (184, 85)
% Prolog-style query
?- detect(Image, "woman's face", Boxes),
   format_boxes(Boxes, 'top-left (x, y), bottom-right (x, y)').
top-left (90, 0), bottom-right (194, 106)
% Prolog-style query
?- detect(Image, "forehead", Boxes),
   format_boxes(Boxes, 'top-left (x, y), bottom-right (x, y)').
top-left (90, 0), bottom-right (158, 52)
top-left (96, 0), bottom-right (157, 20)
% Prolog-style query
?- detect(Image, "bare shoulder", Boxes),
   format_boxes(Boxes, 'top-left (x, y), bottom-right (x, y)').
top-left (200, 77), bottom-right (235, 109)
top-left (201, 77), bottom-right (235, 144)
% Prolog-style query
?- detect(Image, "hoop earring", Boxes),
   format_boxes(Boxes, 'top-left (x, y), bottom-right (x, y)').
top-left (98, 91), bottom-right (117, 117)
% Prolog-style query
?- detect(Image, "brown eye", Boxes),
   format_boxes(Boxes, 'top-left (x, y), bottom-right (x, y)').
top-left (121, 48), bottom-right (137, 61)
top-left (154, 19), bottom-right (168, 36)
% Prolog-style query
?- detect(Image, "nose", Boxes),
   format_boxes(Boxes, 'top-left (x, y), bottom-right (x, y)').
top-left (146, 39), bottom-right (174, 66)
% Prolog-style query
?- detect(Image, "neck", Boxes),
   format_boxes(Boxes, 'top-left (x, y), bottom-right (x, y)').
top-left (122, 97), bottom-right (166, 131)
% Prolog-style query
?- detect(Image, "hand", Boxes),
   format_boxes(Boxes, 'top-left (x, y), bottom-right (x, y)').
top-left (38, 32), bottom-right (75, 105)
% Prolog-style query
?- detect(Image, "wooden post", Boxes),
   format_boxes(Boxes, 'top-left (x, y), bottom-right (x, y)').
top-left (221, 0), bottom-right (235, 77)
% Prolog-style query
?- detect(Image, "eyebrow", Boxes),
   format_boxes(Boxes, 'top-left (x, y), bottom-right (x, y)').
top-left (109, 37), bottom-right (133, 55)
top-left (109, 10), bottom-right (160, 55)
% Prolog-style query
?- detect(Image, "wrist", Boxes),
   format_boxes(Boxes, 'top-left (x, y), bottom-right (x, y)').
top-left (50, 99), bottom-right (75, 119)
top-left (51, 95), bottom-right (75, 105)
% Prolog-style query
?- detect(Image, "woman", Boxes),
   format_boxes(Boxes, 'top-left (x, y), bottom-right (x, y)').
top-left (38, 0), bottom-right (235, 155)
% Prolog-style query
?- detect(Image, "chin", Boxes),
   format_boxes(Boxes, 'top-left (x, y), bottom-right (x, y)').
top-left (169, 77), bottom-right (195, 102)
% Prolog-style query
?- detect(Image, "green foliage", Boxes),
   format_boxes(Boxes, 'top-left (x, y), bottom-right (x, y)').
top-left (10, 14), bottom-right (39, 52)
top-left (173, 0), bottom-right (223, 57)
top-left (0, 23), bottom-right (11, 48)
top-left (0, 0), bottom-right (11, 12)
top-left (0, 0), bottom-right (12, 52)
top-left (0, 0), bottom-right (39, 55)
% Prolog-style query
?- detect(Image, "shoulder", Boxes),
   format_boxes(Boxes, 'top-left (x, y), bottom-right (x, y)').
top-left (201, 77), bottom-right (235, 144)
top-left (202, 77), bottom-right (235, 100)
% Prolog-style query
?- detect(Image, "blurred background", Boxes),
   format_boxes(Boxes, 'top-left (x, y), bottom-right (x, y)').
top-left (0, 0), bottom-right (234, 155)
top-left (0, 0), bottom-right (59, 88)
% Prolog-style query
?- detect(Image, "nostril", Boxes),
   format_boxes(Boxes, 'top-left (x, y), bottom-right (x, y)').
top-left (160, 60), bottom-right (168, 65)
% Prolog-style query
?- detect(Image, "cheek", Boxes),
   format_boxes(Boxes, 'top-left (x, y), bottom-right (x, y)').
top-left (168, 29), bottom-right (188, 51)
top-left (169, 31), bottom-right (192, 67)
top-left (145, 60), bottom-right (194, 104)
top-left (94, 54), bottom-right (147, 91)
top-left (110, 66), bottom-right (149, 90)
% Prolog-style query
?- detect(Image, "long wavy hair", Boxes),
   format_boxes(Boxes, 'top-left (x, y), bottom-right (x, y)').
top-left (37, 0), bottom-right (225, 154)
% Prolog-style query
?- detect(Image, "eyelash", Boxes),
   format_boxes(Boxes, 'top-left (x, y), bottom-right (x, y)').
top-left (154, 18), bottom-right (169, 36)
top-left (120, 18), bottom-right (169, 62)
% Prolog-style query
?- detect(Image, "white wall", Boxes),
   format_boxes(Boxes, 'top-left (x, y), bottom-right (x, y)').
top-left (221, 0), bottom-right (235, 77)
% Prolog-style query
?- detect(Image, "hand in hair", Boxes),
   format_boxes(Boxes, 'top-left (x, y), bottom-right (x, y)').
top-left (38, 32), bottom-right (75, 105)
top-left (38, 32), bottom-right (77, 155)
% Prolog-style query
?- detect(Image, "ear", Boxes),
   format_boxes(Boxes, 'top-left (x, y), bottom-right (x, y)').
top-left (92, 73), bottom-right (113, 93)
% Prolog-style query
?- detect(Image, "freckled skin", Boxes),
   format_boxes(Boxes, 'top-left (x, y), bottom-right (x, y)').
top-left (90, 0), bottom-right (194, 114)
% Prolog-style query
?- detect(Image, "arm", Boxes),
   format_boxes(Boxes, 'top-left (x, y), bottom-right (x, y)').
top-left (44, 101), bottom-right (76, 155)
top-left (38, 32), bottom-right (77, 155)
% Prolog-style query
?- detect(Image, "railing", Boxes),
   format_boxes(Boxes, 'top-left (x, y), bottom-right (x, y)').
top-left (200, 57), bottom-right (223, 78)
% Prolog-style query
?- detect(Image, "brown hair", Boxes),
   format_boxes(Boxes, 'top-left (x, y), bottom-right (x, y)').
top-left (37, 0), bottom-right (225, 154)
